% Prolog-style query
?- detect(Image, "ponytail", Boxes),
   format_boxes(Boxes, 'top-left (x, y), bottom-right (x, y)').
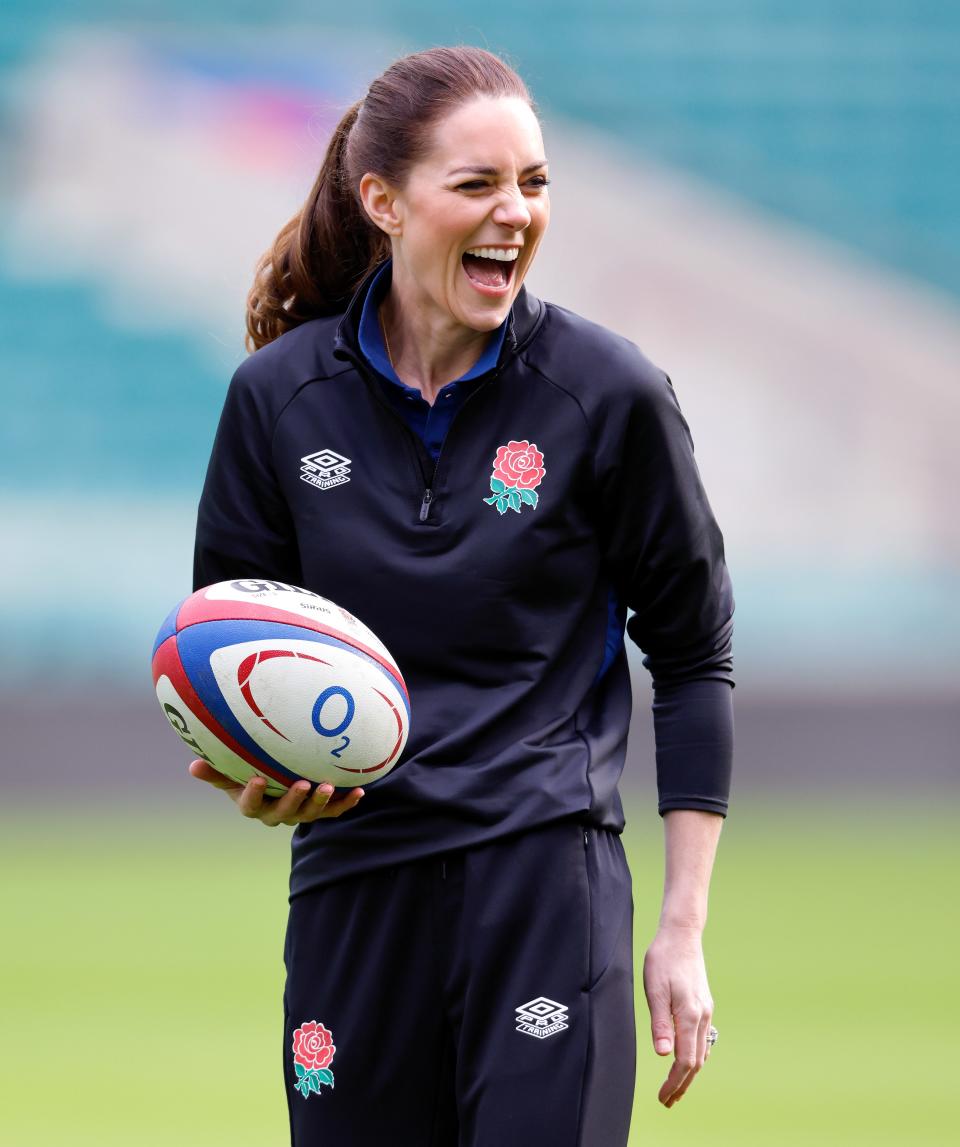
top-left (245, 101), bottom-right (388, 352)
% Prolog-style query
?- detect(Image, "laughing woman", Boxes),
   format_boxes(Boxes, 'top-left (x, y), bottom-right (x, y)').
top-left (189, 45), bottom-right (734, 1147)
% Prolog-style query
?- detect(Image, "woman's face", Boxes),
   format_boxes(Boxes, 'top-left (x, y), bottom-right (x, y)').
top-left (370, 96), bottom-right (550, 333)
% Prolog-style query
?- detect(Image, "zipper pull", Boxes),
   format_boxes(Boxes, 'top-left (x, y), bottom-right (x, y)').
top-left (419, 488), bottom-right (434, 522)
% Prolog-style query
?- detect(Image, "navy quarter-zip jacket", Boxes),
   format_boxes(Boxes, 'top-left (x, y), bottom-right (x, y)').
top-left (194, 266), bottom-right (735, 895)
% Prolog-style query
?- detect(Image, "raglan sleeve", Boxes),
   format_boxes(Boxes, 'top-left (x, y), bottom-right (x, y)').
top-left (193, 358), bottom-right (302, 592)
top-left (595, 359), bottom-right (735, 817)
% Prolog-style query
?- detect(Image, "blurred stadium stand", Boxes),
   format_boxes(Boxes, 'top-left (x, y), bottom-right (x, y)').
top-left (2, 2), bottom-right (957, 793)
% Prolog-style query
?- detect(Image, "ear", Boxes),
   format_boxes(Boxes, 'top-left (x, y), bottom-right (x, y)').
top-left (359, 172), bottom-right (403, 237)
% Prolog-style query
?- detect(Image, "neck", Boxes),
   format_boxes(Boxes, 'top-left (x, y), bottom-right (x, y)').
top-left (379, 267), bottom-right (496, 405)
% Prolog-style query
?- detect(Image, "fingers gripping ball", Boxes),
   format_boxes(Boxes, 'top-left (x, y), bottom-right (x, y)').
top-left (151, 580), bottom-right (410, 793)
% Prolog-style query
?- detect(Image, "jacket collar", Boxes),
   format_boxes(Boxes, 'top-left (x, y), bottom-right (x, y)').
top-left (333, 258), bottom-right (546, 371)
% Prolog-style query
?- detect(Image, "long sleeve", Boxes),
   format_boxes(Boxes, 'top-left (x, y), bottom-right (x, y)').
top-left (193, 360), bottom-right (302, 592)
top-left (595, 365), bottom-right (735, 816)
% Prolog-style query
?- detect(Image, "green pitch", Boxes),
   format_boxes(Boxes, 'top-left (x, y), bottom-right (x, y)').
top-left (2, 798), bottom-right (956, 1146)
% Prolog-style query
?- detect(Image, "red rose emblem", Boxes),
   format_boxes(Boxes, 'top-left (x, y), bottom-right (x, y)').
top-left (292, 1021), bottom-right (336, 1071)
top-left (492, 440), bottom-right (546, 491)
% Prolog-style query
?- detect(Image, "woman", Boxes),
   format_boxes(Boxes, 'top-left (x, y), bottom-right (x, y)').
top-left (189, 45), bottom-right (734, 1147)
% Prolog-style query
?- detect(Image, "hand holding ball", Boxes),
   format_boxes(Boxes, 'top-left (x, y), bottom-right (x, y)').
top-left (152, 580), bottom-right (410, 795)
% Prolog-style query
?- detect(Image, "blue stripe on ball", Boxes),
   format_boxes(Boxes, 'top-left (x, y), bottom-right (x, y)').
top-left (152, 595), bottom-right (186, 660)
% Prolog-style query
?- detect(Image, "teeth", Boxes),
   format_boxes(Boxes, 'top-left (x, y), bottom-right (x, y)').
top-left (464, 247), bottom-right (520, 262)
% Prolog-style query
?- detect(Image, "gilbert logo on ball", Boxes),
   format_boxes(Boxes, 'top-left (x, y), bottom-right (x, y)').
top-left (151, 580), bottom-right (410, 793)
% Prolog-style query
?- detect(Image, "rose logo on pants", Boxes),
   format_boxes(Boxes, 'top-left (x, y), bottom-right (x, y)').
top-left (483, 439), bottom-right (546, 515)
top-left (292, 1020), bottom-right (336, 1097)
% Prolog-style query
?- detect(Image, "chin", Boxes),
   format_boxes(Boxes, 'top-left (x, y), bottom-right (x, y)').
top-left (467, 291), bottom-right (519, 328)
top-left (469, 310), bottom-right (509, 332)
top-left (452, 277), bottom-right (519, 330)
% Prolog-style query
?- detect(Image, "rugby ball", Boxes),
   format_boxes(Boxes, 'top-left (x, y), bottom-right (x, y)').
top-left (151, 579), bottom-right (409, 793)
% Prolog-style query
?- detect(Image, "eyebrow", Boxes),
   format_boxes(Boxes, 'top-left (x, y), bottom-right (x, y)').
top-left (447, 161), bottom-right (548, 177)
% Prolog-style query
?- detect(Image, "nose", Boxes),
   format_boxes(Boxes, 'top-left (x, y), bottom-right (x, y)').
top-left (492, 186), bottom-right (531, 231)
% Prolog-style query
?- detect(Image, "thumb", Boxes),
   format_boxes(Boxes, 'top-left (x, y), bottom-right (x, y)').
top-left (650, 1004), bottom-right (675, 1056)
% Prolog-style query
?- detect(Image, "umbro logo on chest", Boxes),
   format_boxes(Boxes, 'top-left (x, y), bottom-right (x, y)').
top-left (300, 449), bottom-right (351, 491)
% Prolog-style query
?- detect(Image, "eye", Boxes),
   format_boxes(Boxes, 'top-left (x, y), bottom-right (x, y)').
top-left (526, 175), bottom-right (551, 189)
top-left (457, 180), bottom-right (489, 191)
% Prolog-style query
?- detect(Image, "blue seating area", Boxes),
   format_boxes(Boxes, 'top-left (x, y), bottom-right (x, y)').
top-left (1, 1), bottom-right (956, 687)
top-left (3, 1), bottom-right (956, 297)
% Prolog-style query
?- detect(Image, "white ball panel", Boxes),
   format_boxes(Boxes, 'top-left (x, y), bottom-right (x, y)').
top-left (209, 639), bottom-right (408, 786)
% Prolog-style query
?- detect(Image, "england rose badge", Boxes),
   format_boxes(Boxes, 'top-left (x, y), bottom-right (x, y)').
top-left (483, 439), bottom-right (545, 514)
top-left (292, 1020), bottom-right (336, 1097)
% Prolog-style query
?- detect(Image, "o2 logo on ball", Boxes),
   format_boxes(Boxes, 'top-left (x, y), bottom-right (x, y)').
top-left (311, 685), bottom-right (355, 758)
top-left (217, 639), bottom-right (407, 781)
top-left (238, 655), bottom-right (360, 762)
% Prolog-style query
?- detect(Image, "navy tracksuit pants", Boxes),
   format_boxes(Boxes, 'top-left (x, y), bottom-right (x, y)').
top-left (282, 818), bottom-right (636, 1146)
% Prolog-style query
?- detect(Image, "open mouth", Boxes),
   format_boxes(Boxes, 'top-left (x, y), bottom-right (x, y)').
top-left (461, 250), bottom-right (518, 294)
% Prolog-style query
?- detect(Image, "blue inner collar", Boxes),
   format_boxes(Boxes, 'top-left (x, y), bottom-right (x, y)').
top-left (357, 259), bottom-right (508, 390)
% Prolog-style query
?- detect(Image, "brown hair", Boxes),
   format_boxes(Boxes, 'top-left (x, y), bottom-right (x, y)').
top-left (245, 46), bottom-right (533, 351)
